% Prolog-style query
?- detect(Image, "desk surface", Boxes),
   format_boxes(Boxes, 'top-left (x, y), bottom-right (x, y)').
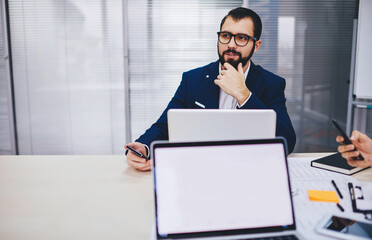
top-left (0, 153), bottom-right (371, 240)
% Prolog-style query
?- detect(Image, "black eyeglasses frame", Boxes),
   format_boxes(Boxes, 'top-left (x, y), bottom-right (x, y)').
top-left (217, 31), bottom-right (257, 47)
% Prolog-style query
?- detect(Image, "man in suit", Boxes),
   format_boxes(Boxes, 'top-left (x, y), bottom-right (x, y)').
top-left (125, 7), bottom-right (296, 171)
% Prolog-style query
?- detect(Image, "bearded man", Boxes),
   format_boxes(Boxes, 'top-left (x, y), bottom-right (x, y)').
top-left (125, 7), bottom-right (296, 171)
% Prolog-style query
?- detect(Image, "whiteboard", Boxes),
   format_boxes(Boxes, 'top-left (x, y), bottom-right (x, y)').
top-left (354, 0), bottom-right (372, 99)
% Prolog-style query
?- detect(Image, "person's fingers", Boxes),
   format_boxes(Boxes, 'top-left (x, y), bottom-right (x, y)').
top-left (347, 158), bottom-right (368, 168)
top-left (364, 156), bottom-right (372, 166)
top-left (336, 136), bottom-right (344, 144)
top-left (128, 161), bottom-right (149, 171)
top-left (130, 160), bottom-right (152, 172)
top-left (125, 142), bottom-right (145, 151)
top-left (337, 144), bottom-right (354, 153)
top-left (127, 158), bottom-right (144, 169)
top-left (223, 62), bottom-right (233, 70)
top-left (127, 156), bottom-right (150, 171)
top-left (125, 143), bottom-right (148, 159)
top-left (237, 62), bottom-right (244, 74)
top-left (124, 142), bottom-right (151, 171)
top-left (351, 130), bottom-right (370, 147)
top-left (127, 151), bottom-right (147, 164)
top-left (139, 160), bottom-right (152, 171)
top-left (341, 150), bottom-right (370, 168)
top-left (346, 159), bottom-right (358, 167)
top-left (125, 144), bottom-right (147, 164)
top-left (350, 130), bottom-right (362, 141)
top-left (346, 154), bottom-right (362, 167)
top-left (337, 145), bottom-right (345, 153)
top-left (341, 150), bottom-right (359, 159)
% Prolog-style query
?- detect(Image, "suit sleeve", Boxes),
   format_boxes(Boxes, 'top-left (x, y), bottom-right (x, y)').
top-left (135, 72), bottom-right (189, 147)
top-left (239, 78), bottom-right (296, 154)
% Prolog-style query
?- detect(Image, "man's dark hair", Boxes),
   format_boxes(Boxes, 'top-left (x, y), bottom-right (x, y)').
top-left (220, 7), bottom-right (262, 40)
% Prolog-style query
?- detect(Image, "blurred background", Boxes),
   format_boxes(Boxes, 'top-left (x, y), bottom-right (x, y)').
top-left (1, 0), bottom-right (371, 155)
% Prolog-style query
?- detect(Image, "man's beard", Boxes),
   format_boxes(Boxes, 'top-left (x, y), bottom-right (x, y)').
top-left (218, 45), bottom-right (255, 69)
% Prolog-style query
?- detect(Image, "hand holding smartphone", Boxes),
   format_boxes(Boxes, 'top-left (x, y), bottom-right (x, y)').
top-left (332, 119), bottom-right (364, 160)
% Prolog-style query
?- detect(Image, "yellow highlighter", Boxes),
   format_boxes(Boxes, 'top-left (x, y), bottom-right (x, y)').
top-left (308, 190), bottom-right (339, 203)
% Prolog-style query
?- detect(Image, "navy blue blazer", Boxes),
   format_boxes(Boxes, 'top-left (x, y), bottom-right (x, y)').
top-left (136, 60), bottom-right (296, 153)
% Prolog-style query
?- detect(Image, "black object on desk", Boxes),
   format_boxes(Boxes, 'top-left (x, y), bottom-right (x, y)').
top-left (349, 182), bottom-right (372, 220)
top-left (336, 203), bottom-right (345, 212)
top-left (311, 153), bottom-right (370, 175)
top-left (331, 180), bottom-right (343, 199)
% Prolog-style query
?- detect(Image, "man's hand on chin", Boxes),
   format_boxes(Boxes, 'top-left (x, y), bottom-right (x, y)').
top-left (214, 62), bottom-right (250, 105)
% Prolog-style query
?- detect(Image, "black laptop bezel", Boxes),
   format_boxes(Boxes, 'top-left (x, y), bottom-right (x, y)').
top-left (151, 138), bottom-right (296, 239)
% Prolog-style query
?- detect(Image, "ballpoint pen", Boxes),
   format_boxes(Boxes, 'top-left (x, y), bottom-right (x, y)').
top-left (126, 146), bottom-right (150, 161)
top-left (331, 180), bottom-right (343, 199)
top-left (331, 180), bottom-right (344, 212)
top-left (336, 203), bottom-right (345, 212)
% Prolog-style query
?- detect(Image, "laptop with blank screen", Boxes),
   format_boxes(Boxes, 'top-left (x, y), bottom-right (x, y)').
top-left (151, 138), bottom-right (303, 239)
top-left (167, 109), bottom-right (276, 142)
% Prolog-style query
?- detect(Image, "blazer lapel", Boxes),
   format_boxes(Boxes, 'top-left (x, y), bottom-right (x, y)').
top-left (203, 61), bottom-right (220, 109)
top-left (245, 61), bottom-right (261, 94)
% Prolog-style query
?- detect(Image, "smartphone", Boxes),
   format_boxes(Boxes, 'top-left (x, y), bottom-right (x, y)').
top-left (331, 119), bottom-right (364, 160)
top-left (315, 214), bottom-right (372, 240)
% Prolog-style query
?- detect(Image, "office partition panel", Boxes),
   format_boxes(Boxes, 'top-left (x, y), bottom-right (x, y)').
top-left (0, 0), bottom-right (16, 154)
top-left (7, 0), bottom-right (126, 154)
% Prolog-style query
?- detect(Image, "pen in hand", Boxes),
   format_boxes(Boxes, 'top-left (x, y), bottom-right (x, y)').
top-left (126, 145), bottom-right (150, 161)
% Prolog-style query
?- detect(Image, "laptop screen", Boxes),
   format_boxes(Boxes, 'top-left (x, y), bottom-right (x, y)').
top-left (152, 139), bottom-right (295, 239)
top-left (168, 109), bottom-right (276, 142)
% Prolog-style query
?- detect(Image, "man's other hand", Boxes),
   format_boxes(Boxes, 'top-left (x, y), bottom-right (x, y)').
top-left (125, 142), bottom-right (152, 171)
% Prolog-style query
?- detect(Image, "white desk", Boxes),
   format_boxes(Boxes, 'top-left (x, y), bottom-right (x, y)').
top-left (289, 153), bottom-right (372, 239)
top-left (0, 154), bottom-right (371, 240)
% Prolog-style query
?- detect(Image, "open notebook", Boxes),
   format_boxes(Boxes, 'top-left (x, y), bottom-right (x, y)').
top-left (151, 138), bottom-right (303, 239)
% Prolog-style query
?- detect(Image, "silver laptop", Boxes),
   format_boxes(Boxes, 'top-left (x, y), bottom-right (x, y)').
top-left (167, 109), bottom-right (276, 142)
top-left (151, 138), bottom-right (302, 239)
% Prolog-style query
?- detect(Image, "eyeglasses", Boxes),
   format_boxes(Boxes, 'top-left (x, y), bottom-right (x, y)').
top-left (217, 31), bottom-right (257, 47)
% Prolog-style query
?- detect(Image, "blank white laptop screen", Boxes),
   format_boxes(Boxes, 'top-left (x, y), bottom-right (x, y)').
top-left (153, 141), bottom-right (294, 236)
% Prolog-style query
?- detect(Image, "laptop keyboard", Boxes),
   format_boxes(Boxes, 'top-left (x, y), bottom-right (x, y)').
top-left (242, 234), bottom-right (299, 240)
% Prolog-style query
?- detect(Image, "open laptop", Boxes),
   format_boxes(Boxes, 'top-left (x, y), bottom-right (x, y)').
top-left (151, 138), bottom-right (303, 239)
top-left (167, 109), bottom-right (276, 142)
